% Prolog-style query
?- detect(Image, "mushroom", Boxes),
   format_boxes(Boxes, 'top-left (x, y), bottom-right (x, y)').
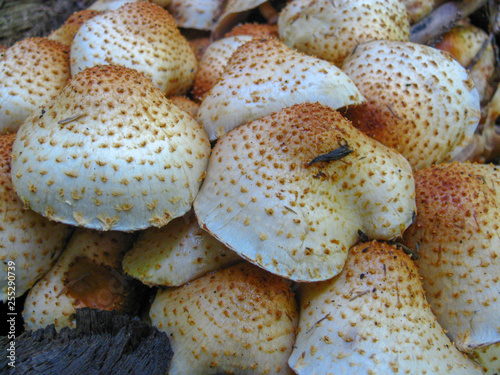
top-left (22, 228), bottom-right (138, 331)
top-left (433, 22), bottom-right (496, 104)
top-left (278, 0), bottom-right (410, 67)
top-left (403, 0), bottom-right (435, 24)
top-left (0, 37), bottom-right (70, 134)
top-left (168, 95), bottom-right (201, 118)
top-left (223, 22), bottom-right (279, 38)
top-left (196, 37), bottom-right (364, 141)
top-left (341, 39), bottom-right (481, 170)
top-left (166, 0), bottom-right (225, 31)
top-left (402, 161), bottom-right (500, 353)
top-left (470, 342), bottom-right (500, 374)
top-left (47, 9), bottom-right (102, 47)
top-left (149, 261), bottom-right (298, 374)
top-left (88, 0), bottom-right (172, 12)
top-left (0, 133), bottom-right (73, 300)
top-left (70, 1), bottom-right (198, 96)
top-left (122, 209), bottom-right (241, 287)
top-left (194, 102), bottom-right (416, 282)
top-left (11, 64), bottom-right (210, 231)
top-left (191, 35), bottom-right (255, 101)
top-left (288, 240), bottom-right (484, 374)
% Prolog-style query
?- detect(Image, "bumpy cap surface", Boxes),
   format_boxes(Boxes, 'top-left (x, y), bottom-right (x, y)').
top-left (167, 0), bottom-right (224, 31)
top-left (122, 210), bottom-right (241, 286)
top-left (71, 1), bottom-right (197, 96)
top-left (0, 133), bottom-right (73, 300)
top-left (342, 40), bottom-right (481, 170)
top-left (22, 228), bottom-right (136, 331)
top-left (289, 241), bottom-right (484, 375)
top-left (0, 37), bottom-right (70, 134)
top-left (194, 103), bottom-right (416, 282)
top-left (11, 65), bottom-right (210, 231)
top-left (278, 0), bottom-right (410, 67)
top-left (150, 261), bottom-right (298, 375)
top-left (403, 162), bottom-right (500, 352)
top-left (48, 9), bottom-right (102, 46)
top-left (197, 37), bottom-right (364, 140)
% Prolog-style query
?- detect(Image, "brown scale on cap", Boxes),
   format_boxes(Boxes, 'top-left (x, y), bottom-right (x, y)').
top-left (167, 0), bottom-right (225, 31)
top-left (48, 9), bottom-right (102, 46)
top-left (224, 22), bottom-right (279, 38)
top-left (10, 64), bottom-right (210, 231)
top-left (22, 228), bottom-right (137, 331)
top-left (194, 102), bottom-right (416, 282)
top-left (150, 261), bottom-right (298, 374)
top-left (342, 40), bottom-right (481, 170)
top-left (0, 133), bottom-right (73, 301)
top-left (403, 161), bottom-right (500, 353)
top-left (70, 1), bottom-right (198, 96)
top-left (278, 0), bottom-right (410, 67)
top-left (0, 37), bottom-right (70, 134)
top-left (289, 241), bottom-right (484, 374)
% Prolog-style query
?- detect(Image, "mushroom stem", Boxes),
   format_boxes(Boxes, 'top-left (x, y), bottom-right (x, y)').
top-left (410, 0), bottom-right (488, 44)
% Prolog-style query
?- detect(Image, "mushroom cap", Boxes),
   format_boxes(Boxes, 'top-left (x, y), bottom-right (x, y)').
top-left (433, 23), bottom-right (496, 103)
top-left (403, 161), bottom-right (500, 352)
top-left (211, 0), bottom-right (269, 40)
top-left (168, 96), bottom-right (200, 118)
top-left (22, 228), bottom-right (137, 331)
top-left (194, 102), bottom-right (416, 282)
top-left (191, 35), bottom-right (254, 102)
top-left (341, 40), bottom-right (481, 170)
top-left (167, 0), bottom-right (224, 31)
top-left (70, 1), bottom-right (197, 96)
top-left (48, 9), bottom-right (102, 46)
top-left (471, 342), bottom-right (500, 375)
top-left (196, 37), bottom-right (365, 141)
top-left (289, 241), bottom-right (484, 375)
top-left (149, 261), bottom-right (298, 375)
top-left (122, 210), bottom-right (241, 286)
top-left (0, 133), bottom-right (73, 300)
top-left (11, 65), bottom-right (210, 231)
top-left (278, 0), bottom-right (410, 67)
top-left (0, 37), bottom-right (70, 134)
top-left (402, 0), bottom-right (435, 24)
top-left (224, 22), bottom-right (279, 38)
top-left (88, 0), bottom-right (143, 11)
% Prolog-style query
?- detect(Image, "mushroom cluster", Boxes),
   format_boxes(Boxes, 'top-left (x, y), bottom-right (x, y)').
top-left (3, 0), bottom-right (500, 374)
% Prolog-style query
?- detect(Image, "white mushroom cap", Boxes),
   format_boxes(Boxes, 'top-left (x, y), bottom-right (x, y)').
top-left (341, 40), bottom-right (481, 170)
top-left (403, 0), bottom-right (435, 24)
top-left (149, 261), bottom-right (298, 374)
top-left (403, 161), bottom-right (500, 352)
top-left (196, 37), bottom-right (365, 140)
top-left (278, 0), bottom-right (410, 67)
top-left (70, 1), bottom-right (197, 96)
top-left (289, 240), bottom-right (484, 375)
top-left (122, 209), bottom-right (241, 286)
top-left (194, 102), bottom-right (416, 282)
top-left (191, 35), bottom-right (254, 101)
top-left (0, 133), bottom-right (73, 300)
top-left (471, 342), bottom-right (500, 374)
top-left (11, 65), bottom-right (210, 231)
top-left (167, 0), bottom-right (224, 31)
top-left (22, 228), bottom-right (137, 331)
top-left (0, 37), bottom-right (70, 134)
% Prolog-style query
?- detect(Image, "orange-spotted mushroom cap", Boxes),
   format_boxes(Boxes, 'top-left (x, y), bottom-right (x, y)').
top-left (278, 0), bottom-right (410, 67)
top-left (403, 162), bottom-right (500, 353)
top-left (0, 37), bottom-right (70, 134)
top-left (70, 1), bottom-right (197, 96)
top-left (10, 65), bottom-right (210, 231)
top-left (471, 342), bottom-right (500, 374)
top-left (149, 261), bottom-right (298, 374)
top-left (289, 241), bottom-right (484, 375)
top-left (224, 22), bottom-right (279, 38)
top-left (342, 40), bottom-right (481, 170)
top-left (196, 37), bottom-right (364, 141)
top-left (192, 35), bottom-right (254, 101)
top-left (167, 0), bottom-right (224, 31)
top-left (88, 0), bottom-right (171, 12)
top-left (194, 103), bottom-right (416, 282)
top-left (122, 210), bottom-right (241, 286)
top-left (403, 0), bottom-right (435, 24)
top-left (22, 228), bottom-right (137, 331)
top-left (48, 9), bottom-right (102, 47)
top-left (168, 96), bottom-right (200, 118)
top-left (0, 133), bottom-right (73, 301)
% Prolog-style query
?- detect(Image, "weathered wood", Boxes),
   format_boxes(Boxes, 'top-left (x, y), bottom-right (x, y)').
top-left (0, 308), bottom-right (173, 374)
